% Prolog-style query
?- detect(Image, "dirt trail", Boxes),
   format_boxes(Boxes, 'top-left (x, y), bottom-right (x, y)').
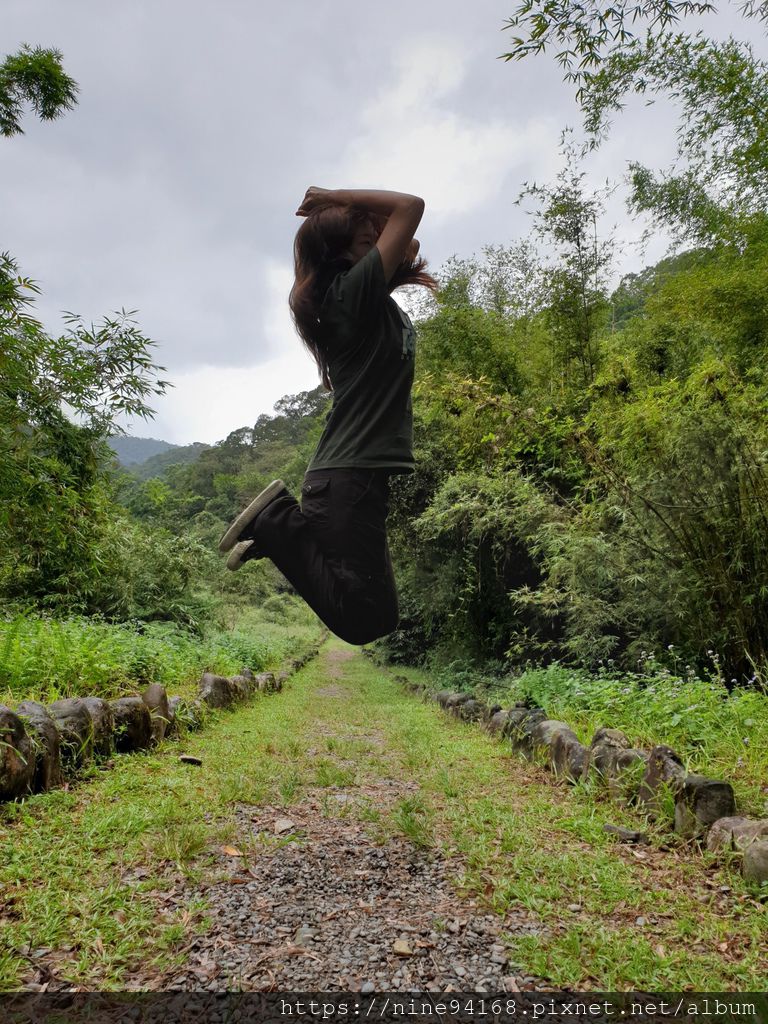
top-left (144, 645), bottom-right (542, 993)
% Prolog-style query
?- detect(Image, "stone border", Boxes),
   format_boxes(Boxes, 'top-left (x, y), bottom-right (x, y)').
top-left (396, 678), bottom-right (768, 886)
top-left (0, 639), bottom-right (325, 805)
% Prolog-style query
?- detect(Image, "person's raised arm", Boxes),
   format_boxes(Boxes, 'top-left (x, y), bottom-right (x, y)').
top-left (296, 187), bottom-right (424, 284)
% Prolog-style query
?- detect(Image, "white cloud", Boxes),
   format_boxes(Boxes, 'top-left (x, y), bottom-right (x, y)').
top-left (262, 258), bottom-right (297, 359)
top-left (130, 256), bottom-right (318, 443)
top-left (342, 36), bottom-right (560, 221)
top-left (141, 346), bottom-right (322, 445)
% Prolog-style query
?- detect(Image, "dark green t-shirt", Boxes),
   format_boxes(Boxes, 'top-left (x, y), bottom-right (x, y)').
top-left (306, 246), bottom-right (416, 474)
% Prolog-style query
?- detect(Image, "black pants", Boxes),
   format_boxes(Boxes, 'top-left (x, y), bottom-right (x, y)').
top-left (252, 468), bottom-right (399, 645)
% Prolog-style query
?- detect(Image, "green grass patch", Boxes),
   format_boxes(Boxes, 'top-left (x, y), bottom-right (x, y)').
top-left (497, 661), bottom-right (768, 816)
top-left (0, 642), bottom-right (330, 989)
top-left (0, 606), bottom-right (320, 703)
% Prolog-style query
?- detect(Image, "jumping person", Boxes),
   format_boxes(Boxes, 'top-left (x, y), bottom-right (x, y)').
top-left (218, 187), bottom-right (437, 645)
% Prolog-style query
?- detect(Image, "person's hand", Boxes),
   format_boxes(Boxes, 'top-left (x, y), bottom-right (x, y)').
top-left (405, 237), bottom-right (420, 262)
top-left (295, 186), bottom-right (332, 216)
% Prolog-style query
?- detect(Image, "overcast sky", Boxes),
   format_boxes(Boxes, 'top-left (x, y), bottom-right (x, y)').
top-left (4, 2), bottom-right (762, 444)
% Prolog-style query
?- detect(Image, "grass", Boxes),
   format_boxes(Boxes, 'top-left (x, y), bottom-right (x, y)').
top-left (428, 653), bottom-right (768, 818)
top-left (499, 658), bottom-right (768, 817)
top-left (390, 794), bottom-right (434, 849)
top-left (333, 650), bottom-right (768, 990)
top-left (0, 604), bottom-right (319, 704)
top-left (1, 638), bottom-right (766, 991)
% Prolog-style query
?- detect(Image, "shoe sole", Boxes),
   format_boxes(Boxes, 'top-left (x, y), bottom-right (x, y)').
top-left (226, 540), bottom-right (256, 571)
top-left (219, 479), bottom-right (286, 553)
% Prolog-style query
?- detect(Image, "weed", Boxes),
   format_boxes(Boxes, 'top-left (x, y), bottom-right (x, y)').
top-left (219, 773), bottom-right (269, 805)
top-left (314, 759), bottom-right (356, 788)
top-left (145, 822), bottom-right (209, 870)
top-left (390, 794), bottom-right (434, 849)
top-left (277, 769), bottom-right (302, 804)
top-left (354, 798), bottom-right (381, 824)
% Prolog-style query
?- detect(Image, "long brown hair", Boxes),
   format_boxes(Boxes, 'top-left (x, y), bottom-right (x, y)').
top-left (289, 204), bottom-right (437, 390)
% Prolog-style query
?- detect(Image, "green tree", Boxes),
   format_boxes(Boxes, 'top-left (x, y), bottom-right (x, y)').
top-left (0, 254), bottom-right (171, 608)
top-left (500, 2), bottom-right (768, 238)
top-left (519, 142), bottom-right (614, 390)
top-left (0, 44), bottom-right (78, 137)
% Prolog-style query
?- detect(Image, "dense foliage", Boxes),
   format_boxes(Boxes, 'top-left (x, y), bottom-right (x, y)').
top-left (0, 611), bottom-right (313, 704)
top-left (108, 176), bottom-right (768, 691)
top-left (378, 194), bottom-right (768, 687)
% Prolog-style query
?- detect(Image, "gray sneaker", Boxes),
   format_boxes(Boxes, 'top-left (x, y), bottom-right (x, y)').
top-left (218, 479), bottom-right (286, 554)
top-left (226, 540), bottom-right (260, 571)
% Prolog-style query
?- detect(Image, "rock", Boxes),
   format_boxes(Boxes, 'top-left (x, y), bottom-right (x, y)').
top-left (507, 708), bottom-right (547, 756)
top-left (109, 697), bottom-right (152, 752)
top-left (273, 671), bottom-right (290, 691)
top-left (142, 684), bottom-right (170, 743)
top-left (636, 745), bottom-right (686, 817)
top-left (254, 672), bottom-right (275, 693)
top-left (743, 838), bottom-right (768, 885)
top-left (674, 775), bottom-right (737, 838)
top-left (486, 710), bottom-right (509, 736)
top-left (47, 698), bottom-right (94, 768)
top-left (549, 728), bottom-right (588, 783)
top-left (79, 697), bottom-right (115, 758)
top-left (15, 701), bottom-right (62, 793)
top-left (458, 699), bottom-right (485, 722)
top-left (603, 824), bottom-right (649, 844)
top-left (166, 695), bottom-right (180, 736)
top-left (531, 720), bottom-right (580, 774)
top-left (503, 706), bottom-right (543, 737)
top-left (586, 727), bottom-right (631, 780)
top-left (0, 704), bottom-right (35, 800)
top-left (445, 693), bottom-right (472, 711)
top-left (198, 672), bottom-right (236, 709)
top-left (228, 675), bottom-right (251, 702)
top-left (607, 749), bottom-right (648, 803)
top-left (360, 982), bottom-right (375, 995)
top-left (706, 816), bottom-right (768, 854)
top-left (393, 939), bottom-right (413, 956)
top-left (168, 696), bottom-right (204, 733)
top-left (592, 726), bottom-right (631, 747)
top-left (275, 817), bottom-right (294, 833)
top-left (531, 718), bottom-right (573, 746)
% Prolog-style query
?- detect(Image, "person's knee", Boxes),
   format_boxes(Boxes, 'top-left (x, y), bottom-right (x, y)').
top-left (333, 602), bottom-right (399, 646)
top-left (334, 621), bottom-right (394, 646)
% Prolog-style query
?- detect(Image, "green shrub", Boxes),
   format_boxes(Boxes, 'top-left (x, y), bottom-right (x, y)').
top-left (0, 613), bottom-right (305, 703)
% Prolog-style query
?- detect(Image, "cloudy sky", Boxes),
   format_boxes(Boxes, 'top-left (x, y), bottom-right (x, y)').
top-left (3, 2), bottom-right (761, 444)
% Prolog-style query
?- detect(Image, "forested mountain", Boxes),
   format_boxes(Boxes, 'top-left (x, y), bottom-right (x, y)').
top-left (108, 436), bottom-right (178, 466)
top-left (126, 442), bottom-right (211, 480)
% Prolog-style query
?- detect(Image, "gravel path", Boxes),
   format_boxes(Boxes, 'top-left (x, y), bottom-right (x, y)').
top-left (148, 647), bottom-right (545, 993)
top-left (154, 789), bottom-right (542, 992)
